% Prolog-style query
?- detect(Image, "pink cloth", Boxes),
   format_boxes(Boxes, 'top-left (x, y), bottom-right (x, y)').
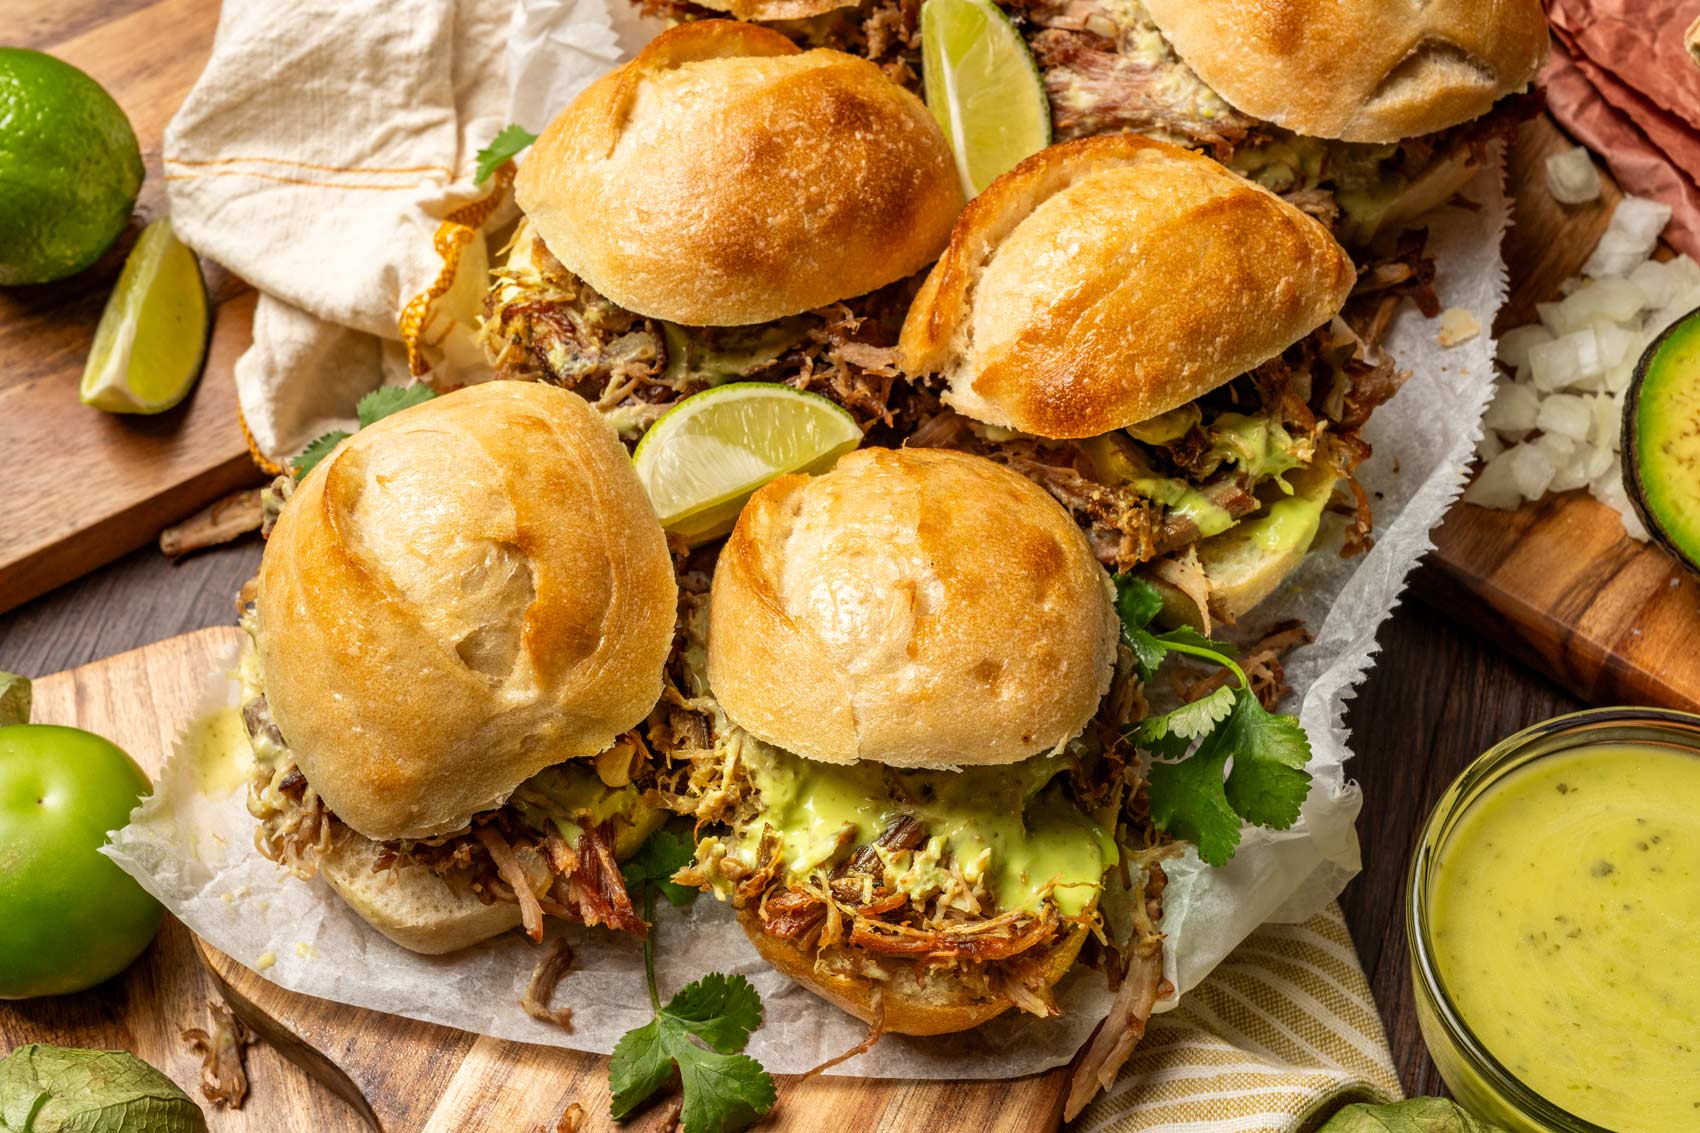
top-left (1542, 0), bottom-right (1700, 258)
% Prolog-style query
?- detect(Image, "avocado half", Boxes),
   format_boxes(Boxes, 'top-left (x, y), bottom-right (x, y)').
top-left (1623, 306), bottom-right (1700, 576)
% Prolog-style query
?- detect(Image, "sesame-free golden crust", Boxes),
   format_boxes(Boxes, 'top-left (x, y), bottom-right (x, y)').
top-left (1144, 0), bottom-right (1548, 143)
top-left (515, 21), bottom-right (963, 327)
top-left (896, 136), bottom-right (1355, 440)
top-left (255, 383), bottom-right (677, 843)
top-left (693, 0), bottom-right (856, 19)
top-left (740, 910), bottom-right (1089, 1036)
top-left (707, 448), bottom-right (1118, 768)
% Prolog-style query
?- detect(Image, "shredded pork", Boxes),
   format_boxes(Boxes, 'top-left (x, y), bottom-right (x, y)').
top-left (478, 233), bottom-right (923, 444)
top-left (521, 936), bottom-right (577, 1030)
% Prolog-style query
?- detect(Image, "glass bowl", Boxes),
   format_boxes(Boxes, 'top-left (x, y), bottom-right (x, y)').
top-left (1405, 706), bottom-right (1700, 1132)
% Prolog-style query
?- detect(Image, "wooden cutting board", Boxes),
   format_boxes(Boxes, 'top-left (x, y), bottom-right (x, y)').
top-left (0, 0), bottom-right (261, 615)
top-left (1416, 115), bottom-right (1700, 713)
top-left (1, 627), bottom-right (1072, 1132)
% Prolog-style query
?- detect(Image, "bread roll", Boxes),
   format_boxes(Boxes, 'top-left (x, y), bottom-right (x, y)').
top-left (256, 382), bottom-right (677, 843)
top-left (742, 911), bottom-right (1089, 1035)
top-left (692, 0), bottom-right (853, 19)
top-left (707, 447), bottom-right (1118, 768)
top-left (1143, 0), bottom-right (1548, 144)
top-left (319, 834), bottom-right (523, 955)
top-left (515, 21), bottom-right (962, 327)
top-left (897, 135), bottom-right (1355, 440)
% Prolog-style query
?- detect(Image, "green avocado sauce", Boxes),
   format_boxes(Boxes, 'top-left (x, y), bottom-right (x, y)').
top-left (1208, 413), bottom-right (1304, 486)
top-left (728, 740), bottom-right (1116, 917)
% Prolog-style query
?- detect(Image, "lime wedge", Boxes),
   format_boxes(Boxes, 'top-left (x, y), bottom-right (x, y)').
top-left (633, 382), bottom-right (863, 544)
top-left (922, 0), bottom-right (1051, 197)
top-left (80, 218), bottom-right (209, 415)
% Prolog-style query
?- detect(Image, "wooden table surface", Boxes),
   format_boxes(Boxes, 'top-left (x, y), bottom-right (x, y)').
top-left (0, 535), bottom-right (1585, 1103)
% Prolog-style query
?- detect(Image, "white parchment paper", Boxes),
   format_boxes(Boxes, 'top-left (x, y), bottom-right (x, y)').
top-left (107, 0), bottom-right (1511, 1079)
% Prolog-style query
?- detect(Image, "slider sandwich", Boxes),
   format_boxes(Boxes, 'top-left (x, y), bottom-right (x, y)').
top-left (239, 382), bottom-right (681, 953)
top-left (479, 20), bottom-right (964, 441)
top-left (899, 135), bottom-right (1372, 626)
top-left (677, 447), bottom-right (1167, 1035)
top-left (642, 0), bottom-right (1547, 249)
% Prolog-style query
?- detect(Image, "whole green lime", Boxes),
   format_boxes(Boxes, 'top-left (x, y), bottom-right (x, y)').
top-left (0, 48), bottom-right (144, 286)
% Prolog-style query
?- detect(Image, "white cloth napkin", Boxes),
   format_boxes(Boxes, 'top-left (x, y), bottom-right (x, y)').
top-left (164, 0), bottom-right (641, 467)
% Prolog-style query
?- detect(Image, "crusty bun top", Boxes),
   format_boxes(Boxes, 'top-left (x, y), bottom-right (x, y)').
top-left (897, 135), bottom-right (1355, 440)
top-left (514, 21), bottom-right (963, 327)
top-left (707, 447), bottom-right (1118, 768)
top-left (255, 382), bottom-right (677, 843)
top-left (691, 0), bottom-right (854, 19)
top-left (1143, 0), bottom-right (1548, 143)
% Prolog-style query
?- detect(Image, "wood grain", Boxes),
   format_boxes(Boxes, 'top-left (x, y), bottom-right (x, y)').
top-left (2, 628), bottom-right (1072, 1132)
top-left (0, 0), bottom-right (261, 614)
top-left (1419, 115), bottom-right (1700, 713)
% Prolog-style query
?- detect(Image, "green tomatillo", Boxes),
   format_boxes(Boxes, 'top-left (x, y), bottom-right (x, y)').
top-left (0, 723), bottom-right (163, 998)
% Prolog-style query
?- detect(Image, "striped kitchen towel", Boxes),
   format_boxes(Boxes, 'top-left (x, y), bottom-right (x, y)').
top-left (1073, 904), bottom-right (1401, 1133)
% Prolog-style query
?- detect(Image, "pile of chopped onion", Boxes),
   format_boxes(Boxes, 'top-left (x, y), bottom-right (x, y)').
top-left (1465, 184), bottom-right (1693, 541)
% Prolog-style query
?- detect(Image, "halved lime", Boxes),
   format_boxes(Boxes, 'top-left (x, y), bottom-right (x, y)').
top-left (921, 0), bottom-right (1051, 197)
top-left (80, 218), bottom-right (209, 415)
top-left (633, 383), bottom-right (863, 544)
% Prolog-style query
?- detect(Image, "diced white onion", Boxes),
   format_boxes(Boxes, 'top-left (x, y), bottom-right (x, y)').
top-left (1595, 322), bottom-right (1638, 369)
top-left (1510, 442), bottom-right (1558, 499)
top-left (1546, 146), bottom-right (1603, 205)
top-left (1482, 380), bottom-right (1540, 434)
top-left (1587, 393), bottom-right (1620, 447)
top-left (1584, 197), bottom-right (1673, 278)
top-left (1536, 393), bottom-right (1592, 441)
top-left (1463, 448), bottom-right (1523, 509)
top-left (1470, 194), bottom-right (1681, 540)
top-left (1629, 258), bottom-right (1678, 309)
top-left (1496, 324), bottom-right (1554, 370)
top-left (1529, 329), bottom-right (1600, 390)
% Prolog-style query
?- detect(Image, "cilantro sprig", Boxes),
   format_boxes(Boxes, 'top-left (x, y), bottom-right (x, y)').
top-left (291, 384), bottom-right (438, 477)
top-left (610, 830), bottom-right (777, 1133)
top-left (474, 124), bottom-right (539, 185)
top-left (1116, 576), bottom-right (1313, 867)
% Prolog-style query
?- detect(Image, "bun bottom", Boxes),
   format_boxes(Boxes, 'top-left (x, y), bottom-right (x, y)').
top-left (739, 910), bottom-right (1089, 1036)
top-left (319, 833), bottom-right (523, 955)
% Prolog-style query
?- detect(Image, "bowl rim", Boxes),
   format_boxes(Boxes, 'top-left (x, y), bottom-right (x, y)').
top-left (1405, 705), bottom-right (1700, 1133)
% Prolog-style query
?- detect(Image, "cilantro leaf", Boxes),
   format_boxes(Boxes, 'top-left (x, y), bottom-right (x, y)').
top-left (1136, 685), bottom-right (1234, 751)
top-left (356, 384), bottom-right (436, 428)
top-left (609, 1018), bottom-right (676, 1120)
top-left (1144, 690), bottom-right (1315, 866)
top-left (1116, 564), bottom-right (1316, 867)
top-left (1221, 696), bottom-right (1312, 830)
top-left (610, 840), bottom-right (774, 1133)
top-left (1113, 576), bottom-right (1168, 682)
top-left (620, 828), bottom-right (699, 909)
top-left (662, 972), bottom-right (764, 1053)
top-left (292, 430), bottom-right (350, 477)
top-left (607, 974), bottom-right (776, 1132)
top-left (1146, 723), bottom-right (1243, 867)
top-left (475, 124), bottom-right (538, 185)
top-left (677, 1049), bottom-right (775, 1133)
top-left (1114, 573), bottom-right (1163, 628)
